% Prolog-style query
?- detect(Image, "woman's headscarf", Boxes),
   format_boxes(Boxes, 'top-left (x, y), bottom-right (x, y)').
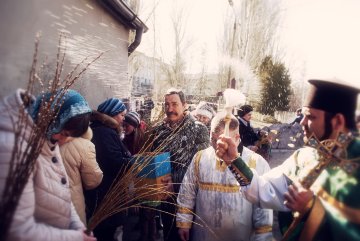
top-left (29, 89), bottom-right (91, 138)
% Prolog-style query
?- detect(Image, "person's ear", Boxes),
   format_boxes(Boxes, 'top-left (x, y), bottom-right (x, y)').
top-left (331, 113), bottom-right (346, 132)
top-left (234, 133), bottom-right (241, 144)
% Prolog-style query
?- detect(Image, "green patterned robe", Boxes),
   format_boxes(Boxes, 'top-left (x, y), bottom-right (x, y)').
top-left (228, 136), bottom-right (360, 241)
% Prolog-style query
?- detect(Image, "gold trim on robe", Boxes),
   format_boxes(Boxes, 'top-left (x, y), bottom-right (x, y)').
top-left (194, 150), bottom-right (203, 180)
top-left (176, 221), bottom-right (192, 229)
top-left (255, 225), bottom-right (273, 234)
top-left (299, 197), bottom-right (325, 241)
top-left (215, 158), bottom-right (228, 172)
top-left (198, 182), bottom-right (240, 193)
top-left (178, 206), bottom-right (194, 214)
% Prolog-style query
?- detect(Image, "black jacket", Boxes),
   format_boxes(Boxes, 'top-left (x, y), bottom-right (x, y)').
top-left (85, 111), bottom-right (131, 224)
top-left (238, 117), bottom-right (259, 147)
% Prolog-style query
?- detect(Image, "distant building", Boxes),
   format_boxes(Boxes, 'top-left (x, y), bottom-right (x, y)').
top-left (128, 51), bottom-right (172, 110)
top-left (128, 51), bottom-right (157, 97)
top-left (128, 52), bottom-right (224, 109)
top-left (184, 73), bottom-right (220, 97)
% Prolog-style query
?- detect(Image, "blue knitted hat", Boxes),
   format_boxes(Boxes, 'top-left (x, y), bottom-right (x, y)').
top-left (30, 89), bottom-right (92, 138)
top-left (97, 98), bottom-right (126, 117)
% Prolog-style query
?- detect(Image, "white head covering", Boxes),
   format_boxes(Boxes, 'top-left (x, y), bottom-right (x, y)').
top-left (195, 101), bottom-right (215, 119)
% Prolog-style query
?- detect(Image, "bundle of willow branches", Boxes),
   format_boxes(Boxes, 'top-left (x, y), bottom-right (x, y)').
top-left (0, 33), bottom-right (103, 239)
top-left (86, 115), bottom-right (206, 233)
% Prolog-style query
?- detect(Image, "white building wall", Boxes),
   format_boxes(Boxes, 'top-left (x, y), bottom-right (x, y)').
top-left (0, 0), bottom-right (132, 108)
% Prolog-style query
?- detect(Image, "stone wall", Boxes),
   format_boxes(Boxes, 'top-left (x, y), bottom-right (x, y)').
top-left (274, 111), bottom-right (298, 124)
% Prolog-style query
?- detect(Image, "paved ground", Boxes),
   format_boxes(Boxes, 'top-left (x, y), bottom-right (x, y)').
top-left (269, 149), bottom-right (294, 168)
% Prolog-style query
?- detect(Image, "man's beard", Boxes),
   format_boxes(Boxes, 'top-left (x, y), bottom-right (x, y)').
top-left (303, 113), bottom-right (334, 142)
top-left (320, 117), bottom-right (333, 141)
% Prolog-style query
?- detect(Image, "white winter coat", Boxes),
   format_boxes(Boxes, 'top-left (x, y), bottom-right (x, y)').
top-left (0, 89), bottom-right (85, 241)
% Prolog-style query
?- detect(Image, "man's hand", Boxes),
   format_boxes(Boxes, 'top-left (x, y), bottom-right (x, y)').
top-left (81, 229), bottom-right (97, 241)
top-left (248, 145), bottom-right (258, 152)
top-left (216, 134), bottom-right (239, 165)
top-left (178, 228), bottom-right (190, 241)
top-left (284, 182), bottom-right (314, 214)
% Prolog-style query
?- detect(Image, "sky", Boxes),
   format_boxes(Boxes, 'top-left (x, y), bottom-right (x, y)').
top-left (137, 0), bottom-right (226, 73)
top-left (280, 0), bottom-right (360, 86)
top-left (137, 0), bottom-right (360, 87)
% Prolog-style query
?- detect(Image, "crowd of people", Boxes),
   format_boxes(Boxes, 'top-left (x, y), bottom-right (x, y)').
top-left (0, 78), bottom-right (360, 241)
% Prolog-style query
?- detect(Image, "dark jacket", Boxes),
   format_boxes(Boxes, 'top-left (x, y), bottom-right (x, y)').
top-left (123, 128), bottom-right (145, 155)
top-left (85, 111), bottom-right (131, 224)
top-left (143, 99), bottom-right (154, 111)
top-left (238, 117), bottom-right (259, 147)
top-left (149, 113), bottom-right (210, 193)
top-left (290, 114), bottom-right (304, 125)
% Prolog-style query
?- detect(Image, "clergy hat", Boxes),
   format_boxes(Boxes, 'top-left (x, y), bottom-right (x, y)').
top-left (304, 78), bottom-right (360, 116)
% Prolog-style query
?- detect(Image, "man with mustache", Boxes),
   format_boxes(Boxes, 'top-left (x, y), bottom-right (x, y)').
top-left (216, 79), bottom-right (360, 241)
top-left (149, 88), bottom-right (210, 241)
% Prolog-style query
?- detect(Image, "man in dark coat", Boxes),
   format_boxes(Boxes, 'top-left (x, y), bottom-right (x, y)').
top-left (237, 104), bottom-right (259, 152)
top-left (148, 88), bottom-right (210, 241)
top-left (290, 108), bottom-right (304, 125)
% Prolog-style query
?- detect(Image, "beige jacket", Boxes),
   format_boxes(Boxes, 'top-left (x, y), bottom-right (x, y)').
top-left (0, 89), bottom-right (84, 241)
top-left (60, 128), bottom-right (103, 224)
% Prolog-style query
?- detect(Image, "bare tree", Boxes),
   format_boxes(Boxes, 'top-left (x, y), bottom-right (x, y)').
top-left (170, 2), bottom-right (191, 88)
top-left (196, 48), bottom-right (209, 97)
top-left (135, 0), bottom-right (193, 96)
top-left (217, 9), bottom-right (234, 91)
top-left (218, 0), bottom-right (282, 91)
top-left (240, 0), bottom-right (281, 70)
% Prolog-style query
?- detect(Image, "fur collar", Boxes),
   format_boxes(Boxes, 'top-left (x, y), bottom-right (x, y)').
top-left (91, 110), bottom-right (121, 133)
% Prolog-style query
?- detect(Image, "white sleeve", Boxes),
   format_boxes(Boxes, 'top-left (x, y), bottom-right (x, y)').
top-left (243, 167), bottom-right (290, 211)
